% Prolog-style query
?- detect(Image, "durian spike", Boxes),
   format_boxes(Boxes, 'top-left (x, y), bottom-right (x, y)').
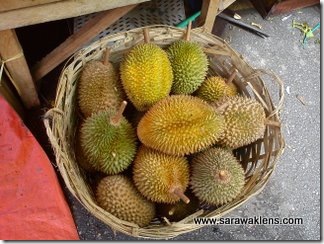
top-left (143, 28), bottom-right (150, 43)
top-left (168, 207), bottom-right (176, 216)
top-left (265, 119), bottom-right (281, 127)
top-left (226, 68), bottom-right (238, 84)
top-left (171, 187), bottom-right (190, 204)
top-left (102, 48), bottom-right (110, 66)
top-left (110, 101), bottom-right (127, 125)
top-left (184, 21), bottom-right (192, 41)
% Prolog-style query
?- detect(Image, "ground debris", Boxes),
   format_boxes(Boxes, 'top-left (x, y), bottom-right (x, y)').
top-left (286, 86), bottom-right (291, 95)
top-left (296, 94), bottom-right (307, 105)
top-left (234, 13), bottom-right (242, 20)
top-left (281, 14), bottom-right (292, 21)
top-left (251, 22), bottom-right (262, 29)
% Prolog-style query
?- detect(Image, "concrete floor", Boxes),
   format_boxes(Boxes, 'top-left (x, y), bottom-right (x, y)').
top-left (65, 5), bottom-right (321, 241)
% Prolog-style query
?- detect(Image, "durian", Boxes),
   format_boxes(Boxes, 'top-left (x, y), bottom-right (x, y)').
top-left (120, 29), bottom-right (173, 111)
top-left (133, 146), bottom-right (190, 204)
top-left (75, 127), bottom-right (96, 172)
top-left (196, 69), bottom-right (238, 102)
top-left (77, 48), bottom-right (123, 117)
top-left (137, 95), bottom-right (225, 156)
top-left (213, 96), bottom-right (266, 149)
top-left (167, 24), bottom-right (208, 94)
top-left (157, 190), bottom-right (199, 222)
top-left (80, 101), bottom-right (137, 175)
top-left (96, 175), bottom-right (156, 227)
top-left (190, 147), bottom-right (245, 206)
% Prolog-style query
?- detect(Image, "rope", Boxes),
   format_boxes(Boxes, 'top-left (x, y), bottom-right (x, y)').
top-left (0, 52), bottom-right (24, 86)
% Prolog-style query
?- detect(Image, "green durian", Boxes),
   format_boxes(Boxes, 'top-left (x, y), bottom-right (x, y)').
top-left (75, 126), bottom-right (96, 172)
top-left (190, 147), bottom-right (245, 206)
top-left (167, 40), bottom-right (208, 94)
top-left (80, 101), bottom-right (137, 175)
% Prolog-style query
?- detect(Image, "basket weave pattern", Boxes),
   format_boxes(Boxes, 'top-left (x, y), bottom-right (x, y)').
top-left (44, 25), bottom-right (285, 239)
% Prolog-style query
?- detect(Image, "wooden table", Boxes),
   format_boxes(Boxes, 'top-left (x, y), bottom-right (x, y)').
top-left (0, 0), bottom-right (235, 109)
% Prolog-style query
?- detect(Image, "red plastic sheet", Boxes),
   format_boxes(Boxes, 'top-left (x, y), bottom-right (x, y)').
top-left (0, 96), bottom-right (79, 240)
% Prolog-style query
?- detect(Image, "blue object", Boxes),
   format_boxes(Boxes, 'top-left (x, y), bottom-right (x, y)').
top-left (176, 11), bottom-right (201, 28)
top-left (311, 22), bottom-right (320, 33)
top-left (303, 22), bottom-right (320, 47)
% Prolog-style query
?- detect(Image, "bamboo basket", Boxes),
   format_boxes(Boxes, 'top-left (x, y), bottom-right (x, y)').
top-left (43, 25), bottom-right (285, 239)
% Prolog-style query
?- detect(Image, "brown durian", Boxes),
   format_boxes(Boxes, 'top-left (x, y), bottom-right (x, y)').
top-left (78, 49), bottom-right (123, 117)
top-left (96, 175), bottom-right (156, 227)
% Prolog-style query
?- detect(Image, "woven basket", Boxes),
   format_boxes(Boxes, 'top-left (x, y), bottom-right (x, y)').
top-left (44, 25), bottom-right (285, 239)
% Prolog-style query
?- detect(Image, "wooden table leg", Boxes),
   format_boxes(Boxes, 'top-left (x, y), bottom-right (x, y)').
top-left (0, 29), bottom-right (40, 108)
top-left (198, 0), bottom-right (221, 33)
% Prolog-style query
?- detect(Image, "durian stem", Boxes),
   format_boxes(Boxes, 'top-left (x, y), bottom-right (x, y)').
top-left (215, 170), bottom-right (231, 184)
top-left (265, 120), bottom-right (281, 127)
top-left (102, 48), bottom-right (110, 65)
top-left (215, 101), bottom-right (229, 113)
top-left (172, 187), bottom-right (190, 204)
top-left (143, 28), bottom-right (150, 43)
top-left (226, 68), bottom-right (238, 84)
top-left (184, 21), bottom-right (192, 41)
top-left (218, 170), bottom-right (227, 180)
top-left (110, 101), bottom-right (127, 125)
top-left (163, 217), bottom-right (172, 226)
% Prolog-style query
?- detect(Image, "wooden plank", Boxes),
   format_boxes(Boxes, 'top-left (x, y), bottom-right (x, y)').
top-left (32, 4), bottom-right (138, 82)
top-left (221, 0), bottom-right (238, 11)
top-left (0, 0), bottom-right (62, 12)
top-left (269, 0), bottom-right (319, 16)
top-left (197, 0), bottom-right (236, 32)
top-left (0, 0), bottom-right (148, 31)
top-left (0, 29), bottom-right (40, 108)
top-left (198, 0), bottom-right (221, 33)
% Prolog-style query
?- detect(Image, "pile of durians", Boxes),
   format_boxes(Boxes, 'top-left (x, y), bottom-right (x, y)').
top-left (75, 26), bottom-right (269, 227)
